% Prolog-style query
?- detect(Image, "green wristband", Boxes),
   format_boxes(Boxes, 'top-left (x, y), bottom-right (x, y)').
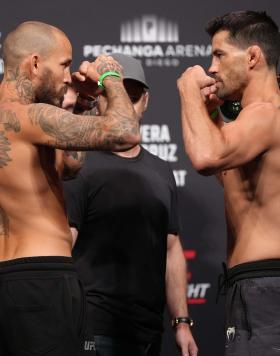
top-left (98, 71), bottom-right (121, 89)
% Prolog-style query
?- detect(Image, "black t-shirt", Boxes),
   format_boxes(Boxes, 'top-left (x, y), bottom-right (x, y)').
top-left (63, 147), bottom-right (179, 344)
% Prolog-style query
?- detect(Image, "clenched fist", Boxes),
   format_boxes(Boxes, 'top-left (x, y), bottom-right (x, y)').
top-left (71, 55), bottom-right (124, 98)
top-left (178, 65), bottom-right (217, 91)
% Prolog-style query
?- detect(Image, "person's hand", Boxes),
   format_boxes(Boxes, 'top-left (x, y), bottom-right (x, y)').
top-left (72, 60), bottom-right (100, 98)
top-left (174, 324), bottom-right (198, 356)
top-left (201, 86), bottom-right (224, 114)
top-left (178, 65), bottom-right (223, 114)
top-left (95, 54), bottom-right (124, 78)
top-left (71, 55), bottom-right (124, 98)
top-left (178, 65), bottom-right (217, 92)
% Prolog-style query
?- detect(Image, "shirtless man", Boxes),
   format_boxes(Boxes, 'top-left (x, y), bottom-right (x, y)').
top-left (177, 10), bottom-right (280, 356)
top-left (0, 21), bottom-right (139, 355)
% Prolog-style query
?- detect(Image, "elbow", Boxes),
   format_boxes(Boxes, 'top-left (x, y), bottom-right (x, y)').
top-left (115, 132), bottom-right (141, 151)
top-left (126, 114), bottom-right (141, 146)
top-left (124, 121), bottom-right (141, 146)
top-left (115, 121), bottom-right (141, 150)
top-left (189, 152), bottom-right (221, 176)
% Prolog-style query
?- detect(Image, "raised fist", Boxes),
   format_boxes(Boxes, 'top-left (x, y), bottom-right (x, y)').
top-left (71, 56), bottom-right (124, 98)
top-left (95, 55), bottom-right (124, 78)
top-left (178, 65), bottom-right (217, 91)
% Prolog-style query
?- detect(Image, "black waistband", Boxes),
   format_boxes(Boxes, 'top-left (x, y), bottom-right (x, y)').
top-left (216, 259), bottom-right (280, 302)
top-left (0, 256), bottom-right (75, 274)
top-left (227, 259), bottom-right (280, 284)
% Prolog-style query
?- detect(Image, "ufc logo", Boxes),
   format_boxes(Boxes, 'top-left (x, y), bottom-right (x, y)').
top-left (84, 341), bottom-right (95, 351)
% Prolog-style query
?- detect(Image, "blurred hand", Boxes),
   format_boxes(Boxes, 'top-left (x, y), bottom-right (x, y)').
top-left (71, 55), bottom-right (123, 98)
top-left (72, 60), bottom-right (100, 98)
top-left (174, 324), bottom-right (198, 356)
top-left (178, 65), bottom-right (217, 91)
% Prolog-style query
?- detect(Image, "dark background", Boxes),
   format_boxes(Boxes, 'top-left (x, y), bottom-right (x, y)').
top-left (0, 1), bottom-right (278, 355)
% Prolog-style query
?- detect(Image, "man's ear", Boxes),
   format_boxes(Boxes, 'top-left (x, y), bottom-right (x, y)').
top-left (247, 45), bottom-right (262, 69)
top-left (142, 91), bottom-right (149, 112)
top-left (30, 54), bottom-right (40, 76)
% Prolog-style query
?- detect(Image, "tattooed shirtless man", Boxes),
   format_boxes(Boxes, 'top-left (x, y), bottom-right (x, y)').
top-left (0, 21), bottom-right (139, 356)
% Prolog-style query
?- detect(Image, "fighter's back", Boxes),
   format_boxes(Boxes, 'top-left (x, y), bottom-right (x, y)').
top-left (0, 101), bottom-right (72, 261)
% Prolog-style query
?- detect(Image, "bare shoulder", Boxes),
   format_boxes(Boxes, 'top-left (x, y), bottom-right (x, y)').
top-left (237, 102), bottom-right (279, 121)
top-left (232, 102), bottom-right (280, 137)
top-left (239, 102), bottom-right (280, 151)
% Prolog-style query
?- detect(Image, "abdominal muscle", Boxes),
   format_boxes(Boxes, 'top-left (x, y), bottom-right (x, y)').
top-left (226, 203), bottom-right (280, 268)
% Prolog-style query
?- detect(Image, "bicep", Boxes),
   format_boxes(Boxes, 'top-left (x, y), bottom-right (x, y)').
top-left (26, 103), bottom-right (92, 149)
top-left (215, 106), bottom-right (276, 170)
top-left (25, 103), bottom-right (114, 150)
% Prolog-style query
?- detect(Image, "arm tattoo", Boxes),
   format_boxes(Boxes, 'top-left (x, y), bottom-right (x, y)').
top-left (28, 101), bottom-right (139, 151)
top-left (0, 205), bottom-right (9, 238)
top-left (0, 109), bottom-right (21, 168)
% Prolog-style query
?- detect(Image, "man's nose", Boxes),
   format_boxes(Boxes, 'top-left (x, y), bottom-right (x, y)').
top-left (64, 69), bottom-right (72, 84)
top-left (208, 60), bottom-right (217, 75)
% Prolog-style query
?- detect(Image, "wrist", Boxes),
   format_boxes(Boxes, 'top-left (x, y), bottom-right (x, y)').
top-left (174, 322), bottom-right (191, 332)
top-left (171, 316), bottom-right (194, 329)
top-left (98, 71), bottom-right (122, 89)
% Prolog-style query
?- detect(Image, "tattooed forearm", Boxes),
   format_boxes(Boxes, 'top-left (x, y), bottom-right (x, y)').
top-left (28, 99), bottom-right (140, 151)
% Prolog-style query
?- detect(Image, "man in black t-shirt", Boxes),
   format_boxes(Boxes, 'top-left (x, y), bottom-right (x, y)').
top-left (63, 53), bottom-right (197, 356)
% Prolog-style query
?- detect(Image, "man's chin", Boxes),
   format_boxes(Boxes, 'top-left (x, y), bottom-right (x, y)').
top-left (217, 90), bottom-right (233, 101)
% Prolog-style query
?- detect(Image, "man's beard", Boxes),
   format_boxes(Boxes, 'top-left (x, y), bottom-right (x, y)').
top-left (34, 70), bottom-right (67, 108)
top-left (216, 84), bottom-right (243, 102)
top-left (215, 67), bottom-right (247, 101)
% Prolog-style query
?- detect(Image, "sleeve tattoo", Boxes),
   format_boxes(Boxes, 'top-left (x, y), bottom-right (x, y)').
top-left (28, 102), bottom-right (139, 150)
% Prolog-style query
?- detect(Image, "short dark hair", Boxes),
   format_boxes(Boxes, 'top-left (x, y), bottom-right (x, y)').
top-left (206, 11), bottom-right (280, 68)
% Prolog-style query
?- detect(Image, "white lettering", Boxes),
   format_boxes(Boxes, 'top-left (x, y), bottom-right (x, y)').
top-left (142, 144), bottom-right (178, 162)
top-left (141, 125), bottom-right (170, 143)
top-left (84, 341), bottom-right (95, 351)
top-left (83, 44), bottom-right (212, 60)
top-left (165, 45), bottom-right (176, 57)
top-left (188, 283), bottom-right (211, 298)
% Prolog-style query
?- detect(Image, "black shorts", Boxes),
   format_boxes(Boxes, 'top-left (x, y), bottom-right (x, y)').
top-left (0, 256), bottom-right (96, 356)
top-left (223, 259), bottom-right (280, 356)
